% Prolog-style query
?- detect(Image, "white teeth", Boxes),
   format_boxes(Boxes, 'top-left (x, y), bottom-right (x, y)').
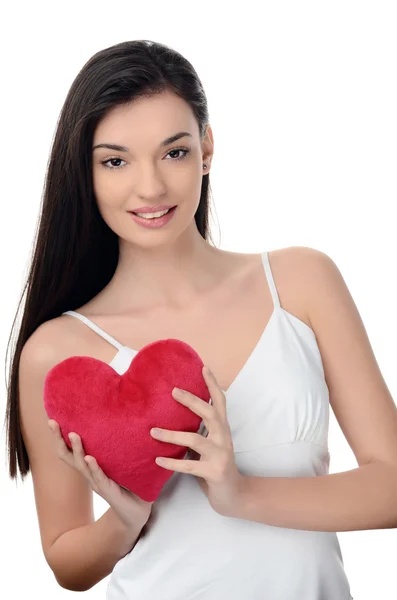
top-left (135, 208), bottom-right (171, 219)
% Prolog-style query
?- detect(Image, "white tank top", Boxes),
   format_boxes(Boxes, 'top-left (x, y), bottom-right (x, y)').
top-left (62, 250), bottom-right (353, 600)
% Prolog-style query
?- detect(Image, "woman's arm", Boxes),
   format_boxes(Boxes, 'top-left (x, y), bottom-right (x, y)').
top-left (46, 506), bottom-right (148, 591)
top-left (228, 461), bottom-right (397, 532)
top-left (18, 323), bottom-right (150, 592)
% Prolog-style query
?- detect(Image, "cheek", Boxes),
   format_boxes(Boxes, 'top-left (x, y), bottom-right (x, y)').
top-left (169, 171), bottom-right (203, 209)
top-left (94, 174), bottom-right (129, 211)
top-left (178, 168), bottom-right (201, 191)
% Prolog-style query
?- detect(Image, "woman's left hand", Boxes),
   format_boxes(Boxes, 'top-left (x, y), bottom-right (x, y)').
top-left (150, 366), bottom-right (246, 517)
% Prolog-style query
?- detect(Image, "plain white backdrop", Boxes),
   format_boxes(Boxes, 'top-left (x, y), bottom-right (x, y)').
top-left (1, 1), bottom-right (396, 598)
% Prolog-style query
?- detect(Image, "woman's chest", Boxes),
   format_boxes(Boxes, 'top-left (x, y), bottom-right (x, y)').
top-left (116, 295), bottom-right (309, 396)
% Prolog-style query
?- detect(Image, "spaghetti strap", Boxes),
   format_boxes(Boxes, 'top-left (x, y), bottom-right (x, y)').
top-left (261, 251), bottom-right (281, 310)
top-left (62, 310), bottom-right (123, 350)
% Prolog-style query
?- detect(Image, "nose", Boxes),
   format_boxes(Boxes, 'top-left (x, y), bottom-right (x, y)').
top-left (133, 163), bottom-right (167, 198)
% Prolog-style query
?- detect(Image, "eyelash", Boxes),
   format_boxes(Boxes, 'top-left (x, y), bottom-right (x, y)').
top-left (99, 147), bottom-right (191, 170)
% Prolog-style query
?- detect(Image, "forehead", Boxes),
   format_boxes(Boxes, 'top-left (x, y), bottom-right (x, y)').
top-left (93, 91), bottom-right (198, 147)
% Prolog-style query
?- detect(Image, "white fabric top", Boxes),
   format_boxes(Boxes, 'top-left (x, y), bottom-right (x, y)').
top-left (62, 250), bottom-right (353, 600)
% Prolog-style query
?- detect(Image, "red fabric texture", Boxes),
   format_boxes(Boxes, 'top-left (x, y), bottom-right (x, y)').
top-left (43, 338), bottom-right (210, 502)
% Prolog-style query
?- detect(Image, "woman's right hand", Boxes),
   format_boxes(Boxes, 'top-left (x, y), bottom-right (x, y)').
top-left (48, 419), bottom-right (154, 530)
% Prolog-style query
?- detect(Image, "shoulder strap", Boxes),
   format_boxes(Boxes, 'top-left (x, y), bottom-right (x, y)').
top-left (62, 310), bottom-right (123, 350)
top-left (261, 251), bottom-right (281, 309)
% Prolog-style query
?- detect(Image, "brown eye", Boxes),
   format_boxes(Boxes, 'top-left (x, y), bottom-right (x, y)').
top-left (100, 157), bottom-right (127, 170)
top-left (166, 148), bottom-right (190, 162)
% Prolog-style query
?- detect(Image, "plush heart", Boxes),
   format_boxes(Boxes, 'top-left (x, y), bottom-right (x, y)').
top-left (43, 338), bottom-right (211, 502)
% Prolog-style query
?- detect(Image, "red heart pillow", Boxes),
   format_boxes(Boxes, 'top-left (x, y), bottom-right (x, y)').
top-left (44, 338), bottom-right (211, 502)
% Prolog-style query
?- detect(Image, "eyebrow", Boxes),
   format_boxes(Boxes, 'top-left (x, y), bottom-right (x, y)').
top-left (92, 131), bottom-right (193, 152)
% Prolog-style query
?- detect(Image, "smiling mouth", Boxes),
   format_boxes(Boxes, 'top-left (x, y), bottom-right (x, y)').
top-left (131, 206), bottom-right (176, 219)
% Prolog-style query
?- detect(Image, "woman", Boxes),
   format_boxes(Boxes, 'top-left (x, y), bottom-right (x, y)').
top-left (11, 39), bottom-right (397, 599)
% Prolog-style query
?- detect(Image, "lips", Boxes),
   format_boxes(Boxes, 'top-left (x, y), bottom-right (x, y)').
top-left (128, 205), bottom-right (177, 228)
top-left (130, 205), bottom-right (176, 215)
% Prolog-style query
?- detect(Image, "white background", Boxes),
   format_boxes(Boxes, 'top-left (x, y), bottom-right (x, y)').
top-left (1, 1), bottom-right (396, 598)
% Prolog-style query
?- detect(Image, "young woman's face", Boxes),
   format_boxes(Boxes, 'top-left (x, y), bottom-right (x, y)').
top-left (92, 90), bottom-right (213, 247)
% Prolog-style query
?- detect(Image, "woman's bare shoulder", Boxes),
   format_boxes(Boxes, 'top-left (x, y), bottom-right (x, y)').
top-left (21, 314), bottom-right (80, 370)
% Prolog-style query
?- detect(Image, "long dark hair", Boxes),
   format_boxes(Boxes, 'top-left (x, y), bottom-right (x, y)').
top-left (4, 39), bottom-right (216, 482)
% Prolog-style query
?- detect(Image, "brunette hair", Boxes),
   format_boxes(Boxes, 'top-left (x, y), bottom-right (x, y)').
top-left (4, 39), bottom-right (216, 481)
